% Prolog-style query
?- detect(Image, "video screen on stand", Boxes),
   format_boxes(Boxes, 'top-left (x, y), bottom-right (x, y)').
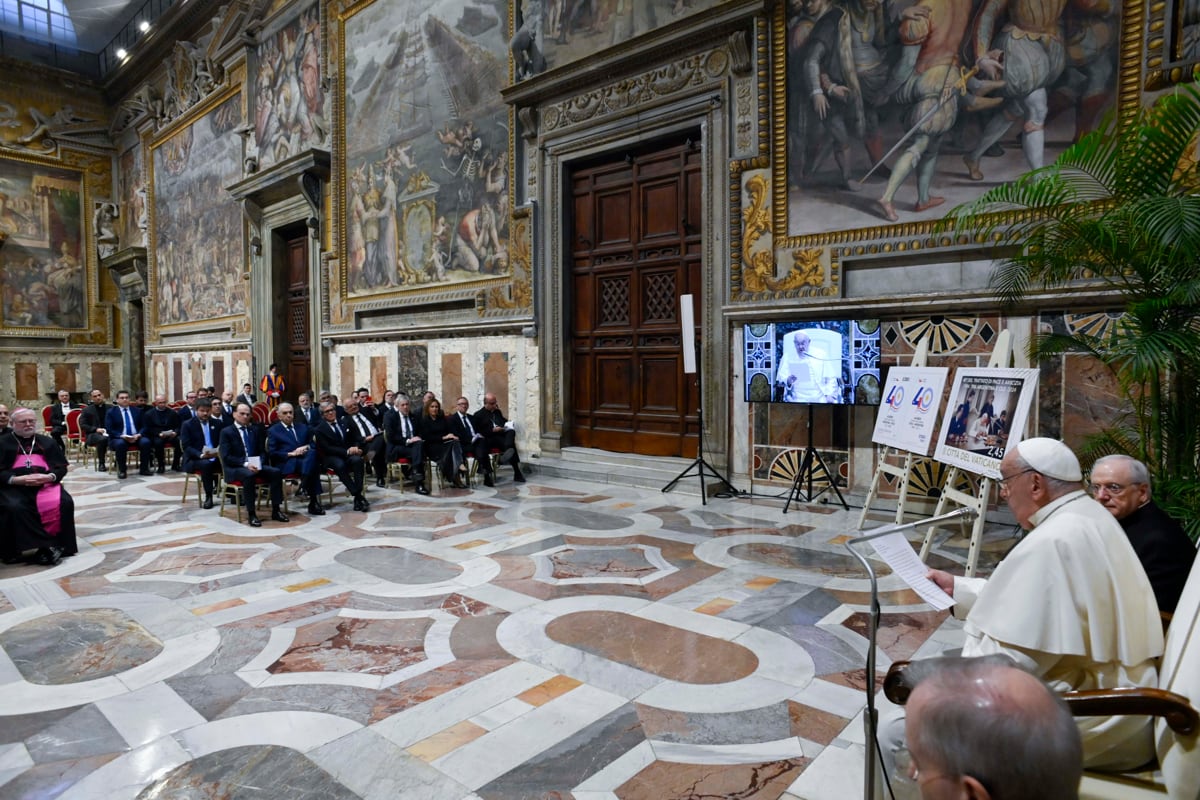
top-left (743, 320), bottom-right (882, 405)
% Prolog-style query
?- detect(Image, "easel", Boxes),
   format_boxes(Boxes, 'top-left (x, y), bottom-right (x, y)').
top-left (917, 330), bottom-right (1013, 577)
top-left (856, 337), bottom-right (930, 530)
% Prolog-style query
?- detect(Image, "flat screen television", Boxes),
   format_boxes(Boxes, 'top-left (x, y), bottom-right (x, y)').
top-left (743, 320), bottom-right (882, 404)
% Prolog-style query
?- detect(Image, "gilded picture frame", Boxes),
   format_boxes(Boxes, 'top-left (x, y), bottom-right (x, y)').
top-left (331, 0), bottom-right (513, 312)
top-left (1145, 0), bottom-right (1200, 89)
top-left (0, 151), bottom-right (92, 334)
top-left (729, 0), bottom-right (1146, 303)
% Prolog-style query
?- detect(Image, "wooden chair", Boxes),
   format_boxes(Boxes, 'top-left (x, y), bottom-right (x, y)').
top-left (65, 409), bottom-right (84, 460)
top-left (884, 555), bottom-right (1200, 799)
top-left (217, 456), bottom-right (271, 523)
top-left (41, 405), bottom-right (53, 433)
top-left (181, 465), bottom-right (221, 507)
top-left (251, 403), bottom-right (271, 425)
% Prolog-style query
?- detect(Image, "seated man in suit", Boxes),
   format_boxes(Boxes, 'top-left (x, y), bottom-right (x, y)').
top-left (343, 398), bottom-right (388, 488)
top-left (79, 389), bottom-right (111, 471)
top-left (297, 391), bottom-right (321, 428)
top-left (313, 401), bottom-right (370, 511)
top-left (48, 388), bottom-right (76, 456)
top-left (472, 392), bottom-right (526, 483)
top-left (235, 383), bottom-right (257, 408)
top-left (104, 390), bottom-right (151, 478)
top-left (218, 403), bottom-right (287, 527)
top-left (208, 397), bottom-right (230, 428)
top-left (143, 394), bottom-right (182, 472)
top-left (180, 400), bottom-right (222, 508)
top-left (219, 390), bottom-right (236, 418)
top-left (267, 402), bottom-right (325, 516)
top-left (450, 396), bottom-right (495, 487)
top-left (383, 394), bottom-right (429, 495)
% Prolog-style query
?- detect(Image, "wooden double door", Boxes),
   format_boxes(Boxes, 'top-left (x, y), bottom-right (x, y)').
top-left (568, 135), bottom-right (702, 458)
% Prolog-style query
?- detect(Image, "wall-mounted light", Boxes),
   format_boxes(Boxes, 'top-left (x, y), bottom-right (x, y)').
top-left (116, 48), bottom-right (128, 59)
top-left (138, 20), bottom-right (150, 32)
top-left (321, 338), bottom-right (333, 349)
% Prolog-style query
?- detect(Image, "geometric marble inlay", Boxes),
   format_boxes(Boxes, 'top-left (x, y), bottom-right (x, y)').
top-left (134, 745), bottom-right (359, 799)
top-left (334, 546), bottom-right (463, 584)
top-left (532, 544), bottom-right (676, 586)
top-left (125, 546), bottom-right (268, 580)
top-left (268, 616), bottom-right (434, 676)
top-left (0, 608), bottom-right (164, 684)
top-left (522, 506), bottom-right (636, 530)
top-left (545, 611), bottom-right (758, 684)
top-left (728, 542), bottom-right (888, 579)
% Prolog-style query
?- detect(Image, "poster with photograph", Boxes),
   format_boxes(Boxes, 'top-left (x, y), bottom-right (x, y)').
top-left (871, 367), bottom-right (949, 455)
top-left (934, 368), bottom-right (1039, 479)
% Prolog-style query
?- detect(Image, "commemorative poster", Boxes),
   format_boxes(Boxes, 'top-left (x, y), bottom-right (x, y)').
top-left (870, 367), bottom-right (949, 455)
top-left (933, 368), bottom-right (1040, 479)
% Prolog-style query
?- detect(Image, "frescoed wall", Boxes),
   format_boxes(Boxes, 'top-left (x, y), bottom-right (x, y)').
top-left (337, 0), bottom-right (509, 298)
top-left (252, 2), bottom-right (325, 170)
top-left (117, 144), bottom-right (145, 247)
top-left (150, 92), bottom-right (246, 328)
top-left (0, 158), bottom-right (87, 330)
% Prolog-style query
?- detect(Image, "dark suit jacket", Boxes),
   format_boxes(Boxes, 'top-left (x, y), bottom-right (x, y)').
top-left (79, 402), bottom-right (111, 436)
top-left (105, 405), bottom-right (146, 437)
top-left (299, 404), bottom-right (321, 427)
top-left (448, 412), bottom-right (485, 447)
top-left (50, 403), bottom-right (78, 434)
top-left (314, 417), bottom-right (362, 461)
top-left (472, 407), bottom-right (509, 432)
top-left (1121, 500), bottom-right (1198, 613)
top-left (236, 393), bottom-right (257, 407)
top-left (218, 422), bottom-right (265, 472)
top-left (143, 406), bottom-right (182, 439)
top-left (267, 421), bottom-right (317, 474)
top-left (180, 416), bottom-right (220, 468)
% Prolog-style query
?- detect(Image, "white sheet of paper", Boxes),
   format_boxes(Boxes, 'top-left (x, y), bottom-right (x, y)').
top-left (246, 456), bottom-right (261, 470)
top-left (868, 531), bottom-right (955, 610)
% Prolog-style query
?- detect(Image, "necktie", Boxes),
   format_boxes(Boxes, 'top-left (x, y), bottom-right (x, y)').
top-left (240, 425), bottom-right (251, 455)
top-left (402, 415), bottom-right (411, 439)
top-left (287, 425), bottom-right (295, 441)
top-left (355, 415), bottom-right (369, 437)
top-left (333, 421), bottom-right (342, 440)
top-left (202, 422), bottom-right (212, 448)
top-left (124, 408), bottom-right (134, 435)
top-left (462, 414), bottom-right (475, 437)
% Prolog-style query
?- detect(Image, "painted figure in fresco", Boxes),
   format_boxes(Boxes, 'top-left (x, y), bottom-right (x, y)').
top-left (94, 202), bottom-right (120, 258)
top-left (962, 0), bottom-right (1073, 181)
top-left (844, 0), bottom-right (895, 175)
top-left (0, 192), bottom-right (30, 237)
top-left (452, 201), bottom-right (505, 274)
top-left (799, 0), bottom-right (864, 191)
top-left (347, 170), bottom-right (368, 290)
top-left (15, 105), bottom-right (92, 146)
top-left (511, 0), bottom-right (547, 79)
top-left (47, 242), bottom-right (83, 323)
top-left (876, 1), bottom-right (973, 222)
top-left (1048, 2), bottom-right (1118, 144)
top-left (298, 7), bottom-right (325, 141)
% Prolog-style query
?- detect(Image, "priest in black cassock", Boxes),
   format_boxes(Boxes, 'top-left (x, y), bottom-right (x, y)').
top-left (0, 407), bottom-right (78, 566)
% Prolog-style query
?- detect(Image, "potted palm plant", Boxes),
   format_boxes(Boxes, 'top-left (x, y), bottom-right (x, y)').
top-left (947, 82), bottom-right (1200, 540)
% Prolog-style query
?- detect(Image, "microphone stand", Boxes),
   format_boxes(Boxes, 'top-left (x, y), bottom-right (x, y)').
top-left (844, 506), bottom-right (978, 800)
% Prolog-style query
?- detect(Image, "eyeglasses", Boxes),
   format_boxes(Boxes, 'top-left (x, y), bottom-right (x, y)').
top-left (997, 468), bottom-right (1035, 496)
top-left (322, 409), bottom-right (337, 415)
top-left (1088, 482), bottom-right (1130, 496)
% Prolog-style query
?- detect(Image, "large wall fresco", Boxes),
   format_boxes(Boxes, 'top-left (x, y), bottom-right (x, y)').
top-left (0, 157), bottom-right (87, 330)
top-left (150, 92), bottom-right (246, 328)
top-left (252, 2), bottom-right (325, 170)
top-left (338, 0), bottom-right (509, 298)
top-left (118, 144), bottom-right (145, 247)
top-left (782, 0), bottom-right (1123, 237)
top-left (514, 0), bottom-right (728, 76)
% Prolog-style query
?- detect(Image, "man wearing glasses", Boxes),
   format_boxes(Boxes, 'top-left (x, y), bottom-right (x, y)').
top-left (1089, 454), bottom-right (1196, 614)
top-left (878, 438), bottom-right (1163, 795)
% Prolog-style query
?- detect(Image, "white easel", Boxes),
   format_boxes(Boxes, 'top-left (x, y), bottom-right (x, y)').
top-left (917, 330), bottom-right (1013, 577)
top-left (856, 337), bottom-right (930, 530)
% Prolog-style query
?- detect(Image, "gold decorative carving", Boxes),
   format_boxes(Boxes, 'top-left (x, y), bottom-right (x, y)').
top-left (738, 172), bottom-right (828, 294)
top-left (483, 213), bottom-right (532, 313)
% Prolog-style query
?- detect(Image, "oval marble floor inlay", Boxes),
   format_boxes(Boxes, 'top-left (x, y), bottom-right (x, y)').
top-left (0, 608), bottom-right (164, 684)
top-left (545, 611), bottom-right (758, 684)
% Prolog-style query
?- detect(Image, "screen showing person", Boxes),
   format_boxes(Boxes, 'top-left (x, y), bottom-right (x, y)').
top-left (743, 319), bottom-right (881, 404)
top-left (776, 329), bottom-right (842, 402)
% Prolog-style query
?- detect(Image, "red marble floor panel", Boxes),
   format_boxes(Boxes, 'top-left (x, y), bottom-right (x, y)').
top-left (129, 548), bottom-right (264, 578)
top-left (819, 667), bottom-right (879, 694)
top-left (546, 611), bottom-right (759, 684)
top-left (522, 485), bottom-right (588, 497)
top-left (368, 657), bottom-right (516, 724)
top-left (841, 609), bottom-right (948, 662)
top-left (788, 700), bottom-right (852, 746)
top-left (617, 758), bottom-right (808, 800)
top-left (440, 593), bottom-right (502, 618)
top-left (229, 593), bottom-right (357, 629)
top-left (825, 587), bottom-right (924, 607)
top-left (268, 616), bottom-right (433, 676)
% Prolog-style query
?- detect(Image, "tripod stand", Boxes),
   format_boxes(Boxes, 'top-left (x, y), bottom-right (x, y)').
top-left (662, 349), bottom-right (738, 505)
top-left (783, 403), bottom-right (848, 512)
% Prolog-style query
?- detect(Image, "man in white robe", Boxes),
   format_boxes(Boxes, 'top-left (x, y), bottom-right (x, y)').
top-left (880, 438), bottom-right (1163, 796)
top-left (775, 330), bottom-right (841, 402)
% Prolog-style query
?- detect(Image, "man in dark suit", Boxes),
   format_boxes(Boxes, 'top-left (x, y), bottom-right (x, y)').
top-left (143, 394), bottom-right (182, 472)
top-left (208, 397), bottom-right (230, 428)
top-left (473, 392), bottom-right (526, 483)
top-left (104, 390), bottom-right (151, 478)
top-left (313, 401), bottom-right (369, 511)
top-left (180, 401), bottom-right (221, 508)
top-left (344, 398), bottom-right (388, 488)
top-left (383, 394), bottom-right (429, 495)
top-left (235, 383), bottom-right (257, 407)
top-left (49, 389), bottom-right (77, 457)
top-left (218, 403), bottom-right (287, 527)
top-left (450, 396), bottom-right (495, 487)
top-left (297, 391), bottom-right (321, 427)
top-left (79, 388), bottom-right (111, 471)
top-left (177, 389), bottom-right (199, 426)
top-left (267, 402), bottom-right (324, 516)
top-left (219, 391), bottom-right (236, 418)
top-left (358, 392), bottom-right (384, 429)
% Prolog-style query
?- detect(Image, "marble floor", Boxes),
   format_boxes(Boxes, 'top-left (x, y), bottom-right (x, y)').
top-left (0, 464), bottom-right (1014, 800)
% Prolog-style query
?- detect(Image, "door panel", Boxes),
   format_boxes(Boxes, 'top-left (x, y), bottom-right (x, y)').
top-left (568, 136), bottom-right (702, 458)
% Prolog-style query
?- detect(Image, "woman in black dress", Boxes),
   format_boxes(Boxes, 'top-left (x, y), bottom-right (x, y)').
top-left (416, 398), bottom-right (466, 487)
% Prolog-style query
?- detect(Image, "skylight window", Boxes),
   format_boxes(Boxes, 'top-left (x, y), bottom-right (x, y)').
top-left (0, 0), bottom-right (77, 46)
